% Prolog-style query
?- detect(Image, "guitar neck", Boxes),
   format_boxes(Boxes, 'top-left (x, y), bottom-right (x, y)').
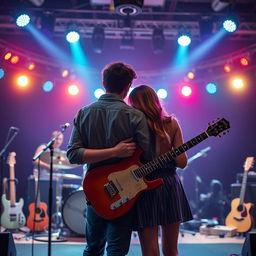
top-left (239, 171), bottom-right (248, 205)
top-left (34, 172), bottom-right (41, 207)
top-left (134, 131), bottom-right (209, 178)
top-left (9, 165), bottom-right (16, 206)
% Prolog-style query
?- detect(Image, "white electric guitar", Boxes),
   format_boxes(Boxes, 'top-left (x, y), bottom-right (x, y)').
top-left (1, 152), bottom-right (26, 229)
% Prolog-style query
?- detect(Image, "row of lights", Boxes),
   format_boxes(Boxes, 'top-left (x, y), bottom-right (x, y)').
top-left (0, 67), bottom-right (247, 99)
top-left (15, 13), bottom-right (239, 48)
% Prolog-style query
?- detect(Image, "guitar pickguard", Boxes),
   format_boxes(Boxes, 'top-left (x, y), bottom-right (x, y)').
top-left (108, 164), bottom-right (147, 199)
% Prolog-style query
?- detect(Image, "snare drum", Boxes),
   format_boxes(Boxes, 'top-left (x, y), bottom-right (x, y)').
top-left (62, 189), bottom-right (87, 235)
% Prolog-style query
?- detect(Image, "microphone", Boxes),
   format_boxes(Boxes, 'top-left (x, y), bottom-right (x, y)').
top-left (10, 126), bottom-right (20, 132)
top-left (60, 123), bottom-right (70, 129)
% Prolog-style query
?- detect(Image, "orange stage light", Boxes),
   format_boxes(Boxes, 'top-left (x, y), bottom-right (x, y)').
top-left (240, 57), bottom-right (249, 66)
top-left (28, 63), bottom-right (35, 70)
top-left (10, 55), bottom-right (20, 64)
top-left (224, 64), bottom-right (231, 73)
top-left (4, 52), bottom-right (12, 60)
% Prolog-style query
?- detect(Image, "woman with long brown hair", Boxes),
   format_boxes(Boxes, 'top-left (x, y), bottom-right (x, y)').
top-left (129, 85), bottom-right (193, 256)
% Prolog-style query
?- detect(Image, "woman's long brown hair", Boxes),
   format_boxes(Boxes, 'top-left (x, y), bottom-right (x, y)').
top-left (128, 85), bottom-right (172, 139)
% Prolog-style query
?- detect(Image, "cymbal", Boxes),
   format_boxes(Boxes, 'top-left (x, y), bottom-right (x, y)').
top-left (49, 173), bottom-right (82, 180)
top-left (39, 150), bottom-right (80, 169)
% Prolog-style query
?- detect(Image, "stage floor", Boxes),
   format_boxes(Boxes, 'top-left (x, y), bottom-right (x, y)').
top-left (2, 227), bottom-right (245, 256)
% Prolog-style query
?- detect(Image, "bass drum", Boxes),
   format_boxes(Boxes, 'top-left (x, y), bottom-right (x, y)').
top-left (62, 189), bottom-right (87, 235)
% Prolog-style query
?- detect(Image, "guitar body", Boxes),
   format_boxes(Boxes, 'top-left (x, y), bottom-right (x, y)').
top-left (83, 148), bottom-right (163, 219)
top-left (83, 118), bottom-right (230, 219)
top-left (1, 194), bottom-right (26, 229)
top-left (27, 202), bottom-right (49, 231)
top-left (225, 198), bottom-right (254, 233)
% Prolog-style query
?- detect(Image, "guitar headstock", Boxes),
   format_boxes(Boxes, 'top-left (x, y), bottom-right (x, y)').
top-left (244, 157), bottom-right (254, 172)
top-left (7, 152), bottom-right (16, 167)
top-left (206, 118), bottom-right (230, 137)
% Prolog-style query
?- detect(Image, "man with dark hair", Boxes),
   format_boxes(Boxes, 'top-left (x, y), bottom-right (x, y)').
top-left (67, 62), bottom-right (152, 256)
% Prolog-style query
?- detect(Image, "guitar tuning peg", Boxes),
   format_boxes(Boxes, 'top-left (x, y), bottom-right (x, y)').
top-left (208, 122), bottom-right (211, 126)
top-left (218, 135), bottom-right (222, 138)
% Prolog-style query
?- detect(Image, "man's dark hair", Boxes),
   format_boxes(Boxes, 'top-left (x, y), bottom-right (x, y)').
top-left (102, 62), bottom-right (137, 93)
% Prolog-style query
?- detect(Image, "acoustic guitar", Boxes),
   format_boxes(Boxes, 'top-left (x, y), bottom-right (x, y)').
top-left (1, 152), bottom-right (26, 229)
top-left (225, 157), bottom-right (254, 232)
top-left (83, 118), bottom-right (230, 219)
top-left (27, 169), bottom-right (49, 231)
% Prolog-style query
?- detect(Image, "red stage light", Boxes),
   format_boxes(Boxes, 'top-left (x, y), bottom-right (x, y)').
top-left (10, 55), bottom-right (20, 64)
top-left (240, 57), bottom-right (249, 66)
top-left (4, 52), bottom-right (12, 60)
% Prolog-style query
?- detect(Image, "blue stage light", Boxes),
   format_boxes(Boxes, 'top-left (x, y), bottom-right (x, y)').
top-left (177, 35), bottom-right (191, 47)
top-left (223, 19), bottom-right (237, 33)
top-left (157, 88), bottom-right (168, 99)
top-left (43, 81), bottom-right (54, 92)
top-left (16, 14), bottom-right (30, 27)
top-left (66, 31), bottom-right (80, 43)
top-left (0, 68), bottom-right (5, 79)
top-left (206, 83), bottom-right (217, 94)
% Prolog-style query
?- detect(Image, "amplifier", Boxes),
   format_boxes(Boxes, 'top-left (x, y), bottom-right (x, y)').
top-left (236, 172), bottom-right (256, 184)
top-left (26, 177), bottom-right (57, 215)
top-left (231, 183), bottom-right (256, 228)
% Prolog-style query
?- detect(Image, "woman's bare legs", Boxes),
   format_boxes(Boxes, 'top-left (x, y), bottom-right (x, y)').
top-left (138, 226), bottom-right (160, 256)
top-left (161, 222), bottom-right (180, 256)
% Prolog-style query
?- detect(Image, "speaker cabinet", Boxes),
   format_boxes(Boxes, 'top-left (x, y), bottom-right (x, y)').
top-left (242, 229), bottom-right (256, 256)
top-left (231, 183), bottom-right (256, 227)
top-left (27, 177), bottom-right (57, 215)
top-left (0, 232), bottom-right (16, 256)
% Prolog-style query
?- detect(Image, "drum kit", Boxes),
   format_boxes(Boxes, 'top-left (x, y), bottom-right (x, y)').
top-left (39, 150), bottom-right (87, 236)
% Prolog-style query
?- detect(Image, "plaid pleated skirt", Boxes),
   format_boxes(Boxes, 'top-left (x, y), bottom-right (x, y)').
top-left (133, 164), bottom-right (193, 230)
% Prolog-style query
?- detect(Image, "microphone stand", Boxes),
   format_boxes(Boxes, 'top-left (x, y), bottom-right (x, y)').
top-left (32, 128), bottom-right (68, 256)
top-left (0, 129), bottom-right (19, 230)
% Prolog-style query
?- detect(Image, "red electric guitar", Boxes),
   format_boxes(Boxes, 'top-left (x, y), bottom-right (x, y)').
top-left (83, 118), bottom-right (230, 219)
top-left (27, 169), bottom-right (49, 231)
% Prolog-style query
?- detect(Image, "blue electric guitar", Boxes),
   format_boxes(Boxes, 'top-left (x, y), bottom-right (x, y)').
top-left (1, 152), bottom-right (26, 229)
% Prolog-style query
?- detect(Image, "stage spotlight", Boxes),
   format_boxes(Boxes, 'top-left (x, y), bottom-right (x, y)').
top-left (232, 78), bottom-right (244, 89)
top-left (240, 57), bottom-right (249, 66)
top-left (17, 75), bottom-right (29, 87)
top-left (68, 84), bottom-right (79, 96)
top-left (187, 71), bottom-right (195, 80)
top-left (120, 30), bottom-right (134, 50)
top-left (152, 28), bottom-right (165, 54)
top-left (224, 63), bottom-right (231, 73)
top-left (66, 30), bottom-right (80, 43)
top-left (10, 55), bottom-right (20, 64)
top-left (43, 81), bottom-right (53, 92)
top-left (181, 85), bottom-right (192, 97)
top-left (62, 69), bottom-right (69, 78)
top-left (16, 14), bottom-right (31, 27)
top-left (223, 17), bottom-right (238, 33)
top-left (157, 89), bottom-right (168, 99)
top-left (4, 52), bottom-right (12, 60)
top-left (92, 26), bottom-right (105, 54)
top-left (0, 68), bottom-right (5, 79)
top-left (114, 0), bottom-right (143, 16)
top-left (27, 62), bottom-right (35, 70)
top-left (177, 34), bottom-right (191, 47)
top-left (206, 83), bottom-right (217, 94)
top-left (94, 88), bottom-right (105, 99)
